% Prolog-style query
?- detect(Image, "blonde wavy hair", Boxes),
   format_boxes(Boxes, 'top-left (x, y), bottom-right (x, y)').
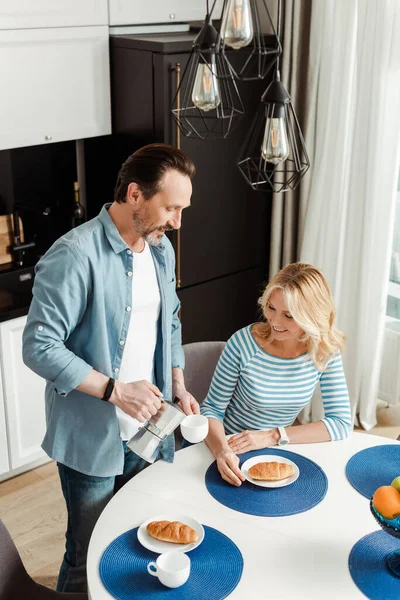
top-left (258, 263), bottom-right (345, 371)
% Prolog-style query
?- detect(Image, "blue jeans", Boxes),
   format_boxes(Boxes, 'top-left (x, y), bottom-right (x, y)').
top-left (56, 442), bottom-right (149, 593)
top-left (181, 438), bottom-right (193, 449)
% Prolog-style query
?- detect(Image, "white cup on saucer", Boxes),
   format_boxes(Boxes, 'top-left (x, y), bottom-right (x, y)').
top-left (147, 551), bottom-right (190, 588)
top-left (180, 415), bottom-right (209, 444)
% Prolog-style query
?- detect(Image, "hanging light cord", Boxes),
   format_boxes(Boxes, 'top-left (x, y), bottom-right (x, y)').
top-left (206, 0), bottom-right (218, 19)
top-left (276, 0), bottom-right (282, 75)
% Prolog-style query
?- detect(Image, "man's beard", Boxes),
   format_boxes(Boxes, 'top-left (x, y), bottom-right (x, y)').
top-left (143, 227), bottom-right (172, 246)
top-left (133, 212), bottom-right (173, 246)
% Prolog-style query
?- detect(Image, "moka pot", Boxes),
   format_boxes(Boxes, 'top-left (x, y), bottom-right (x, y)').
top-left (127, 400), bottom-right (185, 463)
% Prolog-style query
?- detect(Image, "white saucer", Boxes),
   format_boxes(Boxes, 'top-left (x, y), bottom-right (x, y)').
top-left (137, 514), bottom-right (205, 554)
top-left (241, 454), bottom-right (300, 488)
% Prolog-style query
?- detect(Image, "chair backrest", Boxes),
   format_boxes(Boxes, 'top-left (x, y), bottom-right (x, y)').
top-left (183, 341), bottom-right (226, 404)
top-left (0, 519), bottom-right (32, 600)
top-left (0, 519), bottom-right (88, 600)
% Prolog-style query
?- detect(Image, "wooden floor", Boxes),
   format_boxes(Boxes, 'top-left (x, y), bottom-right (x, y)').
top-left (0, 461), bottom-right (65, 590)
top-left (0, 424), bottom-right (399, 591)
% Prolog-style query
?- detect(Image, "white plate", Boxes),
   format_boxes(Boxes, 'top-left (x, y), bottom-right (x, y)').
top-left (241, 454), bottom-right (300, 488)
top-left (137, 514), bottom-right (205, 554)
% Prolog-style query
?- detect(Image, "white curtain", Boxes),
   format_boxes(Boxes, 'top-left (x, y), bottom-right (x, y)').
top-left (299, 0), bottom-right (400, 430)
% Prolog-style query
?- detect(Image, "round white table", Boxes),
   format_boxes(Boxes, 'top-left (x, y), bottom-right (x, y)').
top-left (87, 432), bottom-right (400, 599)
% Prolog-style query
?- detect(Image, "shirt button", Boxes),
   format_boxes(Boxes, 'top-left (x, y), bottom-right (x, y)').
top-left (127, 249), bottom-right (132, 255)
top-left (114, 367), bottom-right (120, 373)
top-left (126, 306), bottom-right (131, 312)
top-left (127, 271), bottom-right (133, 277)
top-left (119, 340), bottom-right (125, 345)
top-left (37, 325), bottom-right (44, 331)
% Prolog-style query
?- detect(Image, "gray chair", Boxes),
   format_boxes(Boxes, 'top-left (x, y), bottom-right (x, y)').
top-left (397, 434), bottom-right (400, 441)
top-left (182, 341), bottom-right (226, 405)
top-left (175, 341), bottom-right (225, 450)
top-left (0, 520), bottom-right (87, 600)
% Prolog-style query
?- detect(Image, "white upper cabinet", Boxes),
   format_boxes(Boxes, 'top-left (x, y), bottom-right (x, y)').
top-left (0, 316), bottom-right (47, 470)
top-left (109, 0), bottom-right (223, 26)
top-left (0, 26), bottom-right (111, 150)
top-left (0, 0), bottom-right (108, 30)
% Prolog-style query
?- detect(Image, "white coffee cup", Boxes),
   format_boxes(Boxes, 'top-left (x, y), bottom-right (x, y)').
top-left (180, 415), bottom-right (209, 444)
top-left (147, 551), bottom-right (190, 588)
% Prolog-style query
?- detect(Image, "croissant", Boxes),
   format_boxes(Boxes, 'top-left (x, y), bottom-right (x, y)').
top-left (146, 520), bottom-right (198, 544)
top-left (248, 461), bottom-right (294, 481)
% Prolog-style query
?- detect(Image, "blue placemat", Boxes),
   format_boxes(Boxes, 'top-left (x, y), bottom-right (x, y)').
top-left (205, 448), bottom-right (328, 517)
top-left (346, 445), bottom-right (400, 499)
top-left (349, 530), bottom-right (400, 599)
top-left (99, 525), bottom-right (243, 600)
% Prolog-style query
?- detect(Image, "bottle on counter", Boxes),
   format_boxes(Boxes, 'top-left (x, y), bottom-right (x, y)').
top-left (71, 181), bottom-right (86, 228)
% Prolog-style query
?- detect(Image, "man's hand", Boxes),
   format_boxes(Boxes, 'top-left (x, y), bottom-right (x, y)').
top-left (174, 388), bottom-right (200, 416)
top-left (216, 448), bottom-right (246, 487)
top-left (227, 429), bottom-right (279, 454)
top-left (172, 367), bottom-right (200, 415)
top-left (109, 380), bottom-right (163, 421)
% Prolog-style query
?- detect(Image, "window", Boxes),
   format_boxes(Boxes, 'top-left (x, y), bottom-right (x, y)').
top-left (387, 170), bottom-right (400, 320)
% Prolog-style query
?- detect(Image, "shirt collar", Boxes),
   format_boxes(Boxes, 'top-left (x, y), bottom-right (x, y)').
top-left (98, 203), bottom-right (166, 255)
top-left (99, 204), bottom-right (127, 254)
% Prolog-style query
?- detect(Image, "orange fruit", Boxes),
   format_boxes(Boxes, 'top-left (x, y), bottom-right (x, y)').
top-left (373, 485), bottom-right (400, 520)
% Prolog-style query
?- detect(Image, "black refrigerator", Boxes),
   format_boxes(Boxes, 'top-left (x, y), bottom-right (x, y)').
top-left (85, 32), bottom-right (274, 344)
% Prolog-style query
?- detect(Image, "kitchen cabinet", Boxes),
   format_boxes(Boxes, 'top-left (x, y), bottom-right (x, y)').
top-left (0, 0), bottom-right (108, 30)
top-left (0, 316), bottom-right (49, 479)
top-left (85, 33), bottom-right (272, 343)
top-left (108, 0), bottom-right (223, 27)
top-left (0, 26), bottom-right (111, 151)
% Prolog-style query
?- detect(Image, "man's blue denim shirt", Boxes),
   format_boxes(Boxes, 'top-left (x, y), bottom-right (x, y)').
top-left (22, 204), bottom-right (184, 476)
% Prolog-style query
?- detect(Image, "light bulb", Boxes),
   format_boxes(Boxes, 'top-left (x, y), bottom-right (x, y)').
top-left (261, 117), bottom-right (290, 164)
top-left (191, 59), bottom-right (221, 112)
top-left (221, 0), bottom-right (253, 50)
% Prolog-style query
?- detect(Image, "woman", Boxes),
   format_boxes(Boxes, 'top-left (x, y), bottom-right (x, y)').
top-left (201, 262), bottom-right (352, 486)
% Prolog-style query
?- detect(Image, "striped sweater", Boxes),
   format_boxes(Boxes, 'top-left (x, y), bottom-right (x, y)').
top-left (201, 325), bottom-right (352, 441)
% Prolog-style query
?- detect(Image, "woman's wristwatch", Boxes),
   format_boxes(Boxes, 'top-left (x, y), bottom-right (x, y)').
top-left (277, 426), bottom-right (289, 446)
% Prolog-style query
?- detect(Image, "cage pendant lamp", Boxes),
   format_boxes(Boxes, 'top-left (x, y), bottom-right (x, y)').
top-left (237, 0), bottom-right (310, 193)
top-left (171, 8), bottom-right (245, 140)
top-left (237, 71), bottom-right (310, 192)
top-left (219, 0), bottom-right (281, 81)
top-left (237, 0), bottom-right (310, 192)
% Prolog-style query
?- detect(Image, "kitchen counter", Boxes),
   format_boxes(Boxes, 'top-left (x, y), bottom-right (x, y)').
top-left (0, 264), bottom-right (34, 322)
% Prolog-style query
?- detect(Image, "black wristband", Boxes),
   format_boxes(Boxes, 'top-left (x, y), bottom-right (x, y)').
top-left (102, 377), bottom-right (115, 402)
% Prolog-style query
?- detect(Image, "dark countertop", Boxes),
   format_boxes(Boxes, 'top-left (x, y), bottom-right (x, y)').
top-left (110, 32), bottom-right (197, 53)
top-left (0, 264), bottom-right (34, 323)
top-left (110, 31), bottom-right (278, 54)
top-left (0, 305), bottom-right (29, 323)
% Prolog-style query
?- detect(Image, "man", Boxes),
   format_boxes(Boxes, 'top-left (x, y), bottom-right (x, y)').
top-left (22, 143), bottom-right (199, 593)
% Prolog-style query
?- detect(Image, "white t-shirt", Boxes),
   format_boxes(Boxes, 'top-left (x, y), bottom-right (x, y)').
top-left (116, 241), bottom-right (161, 440)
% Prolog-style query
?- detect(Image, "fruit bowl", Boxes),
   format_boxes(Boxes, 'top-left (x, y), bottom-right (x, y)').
top-left (370, 499), bottom-right (400, 577)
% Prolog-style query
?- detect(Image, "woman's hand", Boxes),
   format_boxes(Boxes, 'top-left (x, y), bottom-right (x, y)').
top-left (216, 449), bottom-right (246, 487)
top-left (228, 429), bottom-right (279, 454)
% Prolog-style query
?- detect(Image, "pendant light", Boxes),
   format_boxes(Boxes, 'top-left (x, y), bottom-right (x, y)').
top-left (171, 0), bottom-right (244, 140)
top-left (236, 1), bottom-right (310, 192)
top-left (219, 0), bottom-right (281, 81)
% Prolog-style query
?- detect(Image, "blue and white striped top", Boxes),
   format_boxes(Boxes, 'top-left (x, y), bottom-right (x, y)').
top-left (201, 325), bottom-right (352, 441)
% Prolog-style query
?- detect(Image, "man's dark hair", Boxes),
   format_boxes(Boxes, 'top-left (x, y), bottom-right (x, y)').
top-left (114, 143), bottom-right (196, 203)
